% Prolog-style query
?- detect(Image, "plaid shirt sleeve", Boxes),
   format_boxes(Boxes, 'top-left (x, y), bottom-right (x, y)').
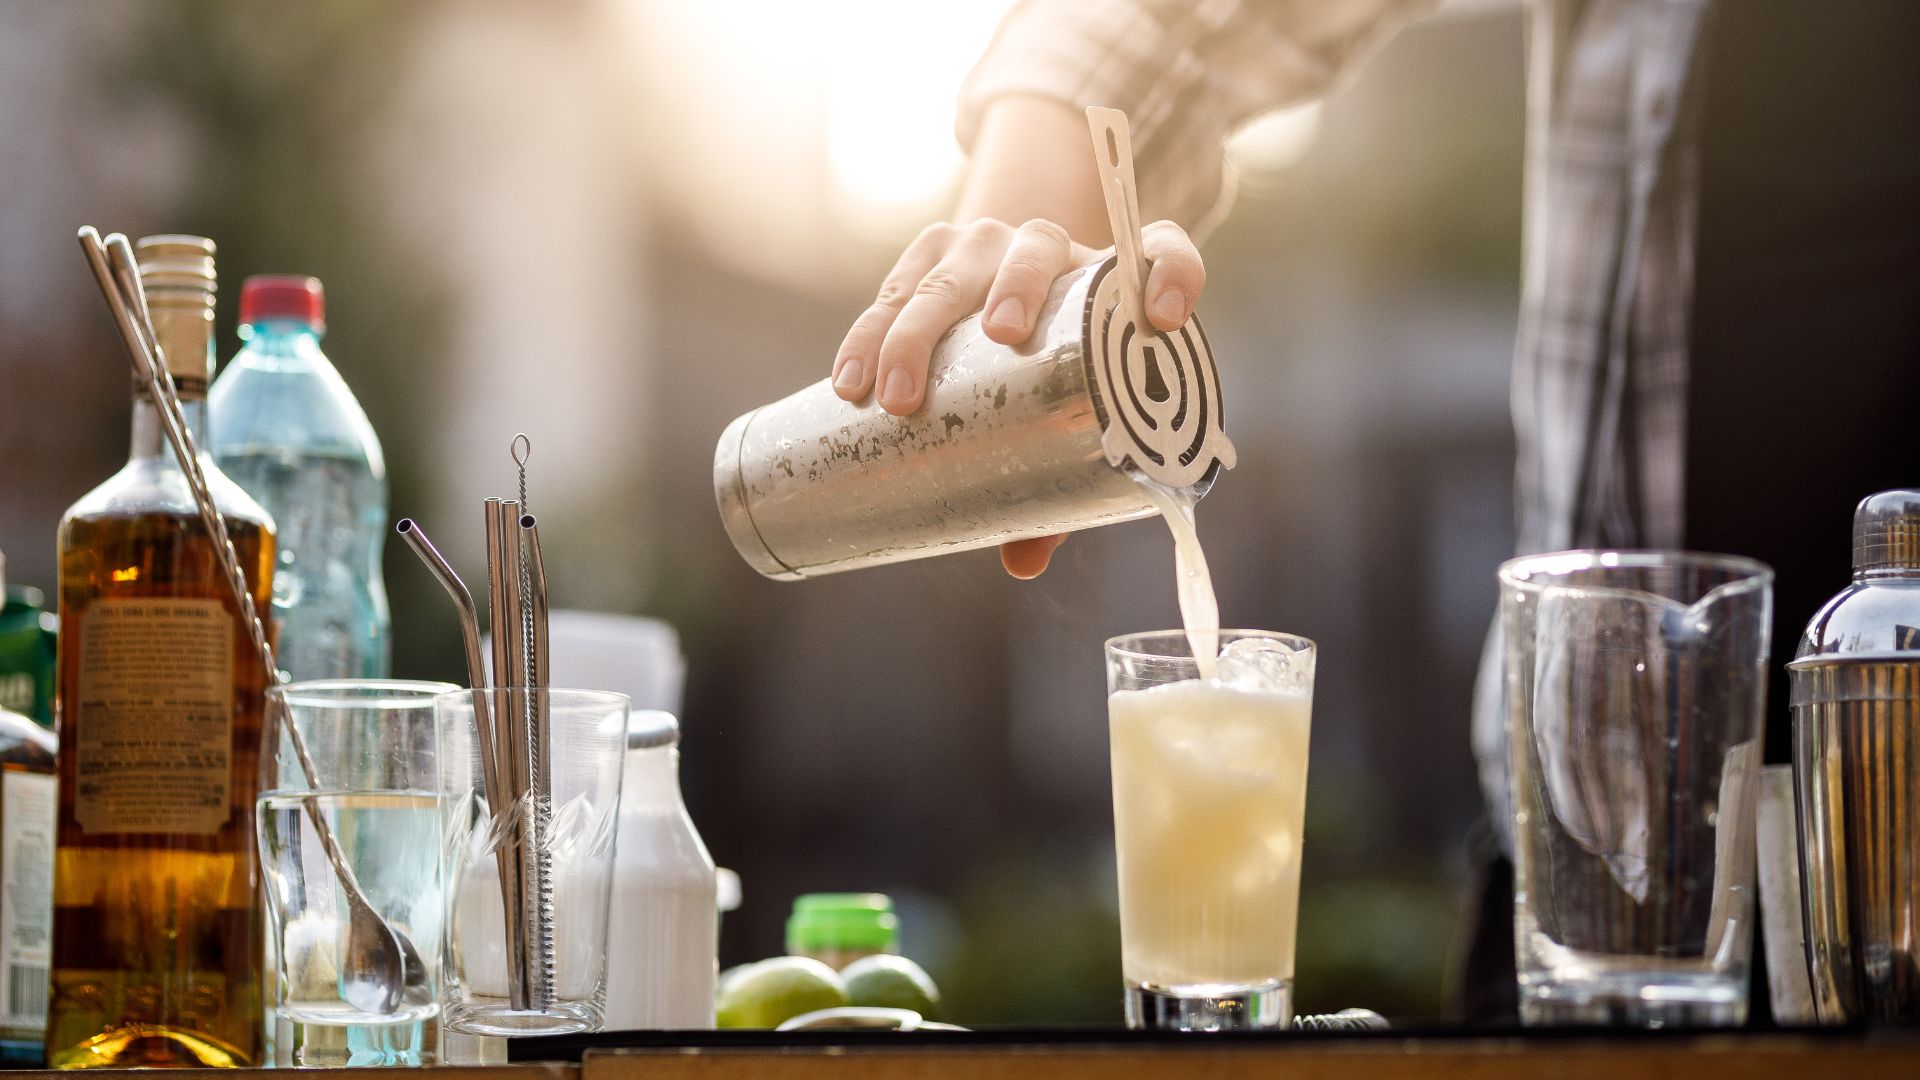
top-left (1474, 0), bottom-right (1713, 857)
top-left (958, 0), bottom-right (1438, 229)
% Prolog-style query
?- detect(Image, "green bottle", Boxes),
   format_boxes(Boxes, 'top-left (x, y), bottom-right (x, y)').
top-left (0, 552), bottom-right (55, 729)
top-left (786, 893), bottom-right (899, 969)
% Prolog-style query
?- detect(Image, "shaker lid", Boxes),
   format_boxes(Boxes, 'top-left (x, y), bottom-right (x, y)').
top-left (628, 708), bottom-right (680, 749)
top-left (1852, 489), bottom-right (1920, 574)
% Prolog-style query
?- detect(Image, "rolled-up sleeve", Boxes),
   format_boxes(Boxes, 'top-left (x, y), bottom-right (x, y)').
top-left (958, 0), bottom-right (1438, 229)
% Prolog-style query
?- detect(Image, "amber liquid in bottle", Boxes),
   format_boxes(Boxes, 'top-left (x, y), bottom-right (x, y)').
top-left (47, 237), bottom-right (275, 1068)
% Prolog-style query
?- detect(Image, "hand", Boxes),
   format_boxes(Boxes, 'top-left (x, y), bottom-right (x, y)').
top-left (830, 217), bottom-right (1205, 415)
top-left (831, 216), bottom-right (1206, 579)
top-left (1000, 534), bottom-right (1068, 579)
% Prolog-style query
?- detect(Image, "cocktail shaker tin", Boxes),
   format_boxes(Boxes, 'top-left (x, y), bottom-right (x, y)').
top-left (1790, 489), bottom-right (1920, 1024)
top-left (714, 256), bottom-right (1236, 579)
top-left (1790, 653), bottom-right (1918, 1024)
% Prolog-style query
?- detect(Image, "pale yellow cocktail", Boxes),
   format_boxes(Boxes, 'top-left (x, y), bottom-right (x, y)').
top-left (1105, 631), bottom-right (1315, 1029)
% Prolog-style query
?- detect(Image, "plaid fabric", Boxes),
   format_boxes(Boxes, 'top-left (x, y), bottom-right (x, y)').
top-left (961, 0), bottom-right (1715, 847)
top-left (959, 0), bottom-right (1439, 230)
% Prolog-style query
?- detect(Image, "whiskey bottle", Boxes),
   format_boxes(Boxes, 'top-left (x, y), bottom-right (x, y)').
top-left (48, 236), bottom-right (275, 1068)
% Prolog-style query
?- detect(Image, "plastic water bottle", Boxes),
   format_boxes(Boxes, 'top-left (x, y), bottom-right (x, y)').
top-left (209, 275), bottom-right (390, 679)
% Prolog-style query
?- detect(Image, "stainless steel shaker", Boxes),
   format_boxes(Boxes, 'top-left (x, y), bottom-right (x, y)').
top-left (1791, 489), bottom-right (1920, 1024)
top-left (713, 255), bottom-right (1236, 579)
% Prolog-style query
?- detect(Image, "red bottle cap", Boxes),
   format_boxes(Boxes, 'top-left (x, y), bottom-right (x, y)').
top-left (239, 274), bottom-right (325, 332)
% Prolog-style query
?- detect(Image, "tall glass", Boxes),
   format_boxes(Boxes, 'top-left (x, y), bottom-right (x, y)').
top-left (258, 680), bottom-right (455, 1067)
top-left (1105, 630), bottom-right (1316, 1031)
top-left (435, 688), bottom-right (626, 1037)
top-left (1499, 551), bottom-right (1772, 1027)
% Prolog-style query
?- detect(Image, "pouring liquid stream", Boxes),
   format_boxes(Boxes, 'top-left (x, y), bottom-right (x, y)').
top-left (1112, 474), bottom-right (1314, 999)
top-left (1134, 476), bottom-right (1220, 678)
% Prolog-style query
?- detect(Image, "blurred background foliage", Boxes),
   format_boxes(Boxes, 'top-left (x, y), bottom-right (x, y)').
top-left (0, 0), bottom-right (1523, 1025)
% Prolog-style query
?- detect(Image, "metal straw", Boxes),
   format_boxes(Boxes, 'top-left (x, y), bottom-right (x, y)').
top-left (78, 225), bottom-right (420, 1016)
top-left (494, 498), bottom-right (546, 1005)
top-left (395, 518), bottom-right (501, 802)
top-left (521, 512), bottom-right (555, 997)
top-left (481, 497), bottom-right (536, 1009)
top-left (500, 500), bottom-right (528, 699)
top-left (485, 499), bottom-right (512, 699)
top-left (522, 514), bottom-right (551, 710)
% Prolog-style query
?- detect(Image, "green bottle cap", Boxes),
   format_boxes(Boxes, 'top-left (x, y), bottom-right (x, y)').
top-left (786, 893), bottom-right (899, 956)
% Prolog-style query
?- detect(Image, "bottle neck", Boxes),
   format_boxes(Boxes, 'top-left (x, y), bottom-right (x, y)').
top-left (235, 321), bottom-right (327, 370)
top-left (131, 299), bottom-right (214, 463)
top-left (621, 746), bottom-right (684, 810)
top-left (129, 394), bottom-right (208, 464)
top-left (1853, 566), bottom-right (1920, 584)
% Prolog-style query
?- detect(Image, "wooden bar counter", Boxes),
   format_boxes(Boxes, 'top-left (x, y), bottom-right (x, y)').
top-left (4, 1030), bottom-right (1915, 1078)
top-left (576, 1031), bottom-right (1919, 1080)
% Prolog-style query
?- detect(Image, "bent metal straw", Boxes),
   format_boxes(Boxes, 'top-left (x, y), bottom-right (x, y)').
top-left (396, 516), bottom-right (524, 1000)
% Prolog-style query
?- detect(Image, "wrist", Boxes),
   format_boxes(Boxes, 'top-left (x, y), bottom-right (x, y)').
top-left (956, 95), bottom-right (1112, 245)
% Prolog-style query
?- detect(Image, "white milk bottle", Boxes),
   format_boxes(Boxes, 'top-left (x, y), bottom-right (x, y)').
top-left (604, 711), bottom-right (718, 1029)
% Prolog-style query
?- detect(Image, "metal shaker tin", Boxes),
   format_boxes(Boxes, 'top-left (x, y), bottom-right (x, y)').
top-left (1788, 489), bottom-right (1920, 1024)
top-left (1789, 653), bottom-right (1920, 1024)
top-left (714, 256), bottom-right (1236, 580)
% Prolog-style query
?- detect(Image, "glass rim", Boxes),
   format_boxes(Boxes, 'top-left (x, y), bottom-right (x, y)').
top-left (433, 686), bottom-right (633, 709)
top-left (1105, 629), bottom-right (1316, 662)
top-left (269, 678), bottom-right (462, 709)
top-left (1497, 549), bottom-right (1773, 594)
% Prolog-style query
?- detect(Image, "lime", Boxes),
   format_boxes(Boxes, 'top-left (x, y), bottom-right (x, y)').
top-left (716, 962), bottom-right (753, 997)
top-left (840, 954), bottom-right (940, 1018)
top-left (715, 957), bottom-right (850, 1029)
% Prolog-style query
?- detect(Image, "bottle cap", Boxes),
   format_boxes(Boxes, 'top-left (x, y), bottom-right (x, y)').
top-left (1852, 489), bottom-right (1920, 575)
top-left (135, 235), bottom-right (216, 389)
top-left (627, 709), bottom-right (680, 749)
top-left (240, 275), bottom-right (325, 333)
top-left (786, 893), bottom-right (898, 957)
top-left (134, 235), bottom-right (215, 296)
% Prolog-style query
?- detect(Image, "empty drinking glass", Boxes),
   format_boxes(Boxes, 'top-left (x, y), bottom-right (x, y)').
top-left (435, 688), bottom-right (627, 1037)
top-left (1500, 551), bottom-right (1772, 1027)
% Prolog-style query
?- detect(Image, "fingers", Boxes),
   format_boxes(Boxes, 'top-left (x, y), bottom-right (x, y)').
top-left (833, 224), bottom-right (953, 402)
top-left (874, 220), bottom-right (1013, 415)
top-left (1139, 219), bottom-right (1206, 331)
top-left (1001, 534), bottom-right (1067, 579)
top-left (980, 219), bottom-right (1079, 346)
top-left (834, 215), bottom-right (1110, 414)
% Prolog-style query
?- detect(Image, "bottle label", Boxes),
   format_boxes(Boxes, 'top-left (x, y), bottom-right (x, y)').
top-left (0, 674), bottom-right (30, 717)
top-left (74, 597), bottom-right (233, 836)
top-left (0, 770), bottom-right (54, 1032)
